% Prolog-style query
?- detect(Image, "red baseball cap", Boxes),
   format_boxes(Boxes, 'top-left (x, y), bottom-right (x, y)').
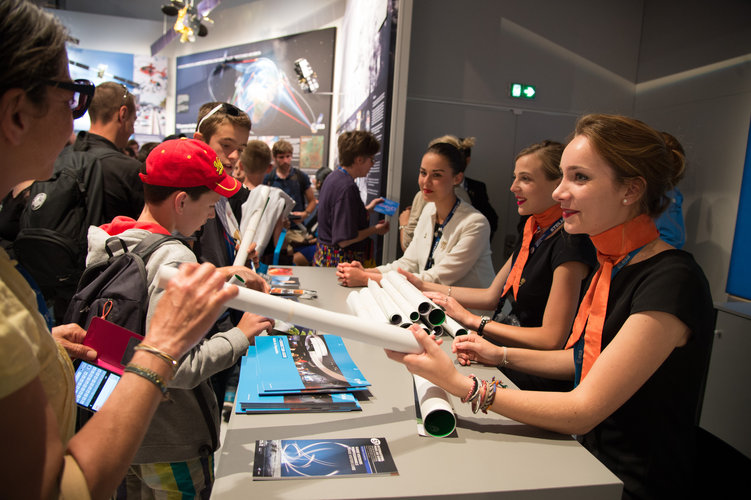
top-left (141, 138), bottom-right (240, 197)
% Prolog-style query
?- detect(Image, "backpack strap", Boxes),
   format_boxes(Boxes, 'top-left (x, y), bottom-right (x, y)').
top-left (104, 237), bottom-right (129, 259)
top-left (103, 233), bottom-right (184, 263)
top-left (131, 233), bottom-right (185, 262)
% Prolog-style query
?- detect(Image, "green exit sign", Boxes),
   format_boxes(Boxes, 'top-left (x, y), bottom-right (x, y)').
top-left (510, 83), bottom-right (536, 99)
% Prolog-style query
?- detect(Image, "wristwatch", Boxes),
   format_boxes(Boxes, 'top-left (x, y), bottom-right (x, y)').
top-left (476, 316), bottom-right (490, 337)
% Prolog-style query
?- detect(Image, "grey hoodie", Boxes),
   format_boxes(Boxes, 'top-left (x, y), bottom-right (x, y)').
top-left (87, 221), bottom-right (250, 463)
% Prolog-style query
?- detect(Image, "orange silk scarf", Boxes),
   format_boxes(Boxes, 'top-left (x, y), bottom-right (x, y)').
top-left (565, 213), bottom-right (659, 381)
top-left (502, 204), bottom-right (563, 299)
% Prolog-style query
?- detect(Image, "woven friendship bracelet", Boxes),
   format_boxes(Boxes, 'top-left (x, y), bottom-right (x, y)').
top-left (461, 374), bottom-right (480, 403)
top-left (134, 343), bottom-right (179, 375)
top-left (124, 363), bottom-right (169, 399)
top-left (471, 379), bottom-right (489, 414)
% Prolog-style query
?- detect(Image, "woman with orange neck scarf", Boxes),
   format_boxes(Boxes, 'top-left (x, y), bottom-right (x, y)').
top-left (387, 114), bottom-right (714, 499)
top-left (401, 141), bottom-right (596, 390)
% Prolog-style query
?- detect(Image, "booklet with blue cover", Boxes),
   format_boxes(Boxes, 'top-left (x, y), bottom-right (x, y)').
top-left (235, 350), bottom-right (362, 413)
top-left (253, 437), bottom-right (398, 479)
top-left (255, 335), bottom-right (370, 394)
top-left (373, 198), bottom-right (399, 216)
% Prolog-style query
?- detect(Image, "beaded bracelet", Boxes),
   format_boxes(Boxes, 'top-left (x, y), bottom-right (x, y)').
top-left (124, 363), bottom-right (169, 399)
top-left (134, 343), bottom-right (179, 375)
top-left (461, 374), bottom-right (480, 403)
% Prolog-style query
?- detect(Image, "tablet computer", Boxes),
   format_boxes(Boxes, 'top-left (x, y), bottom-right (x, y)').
top-left (74, 317), bottom-right (144, 411)
top-left (74, 360), bottom-right (121, 412)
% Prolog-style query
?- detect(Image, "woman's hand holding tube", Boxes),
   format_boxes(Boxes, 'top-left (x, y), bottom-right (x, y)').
top-left (385, 325), bottom-right (472, 399)
top-left (423, 291), bottom-right (474, 326)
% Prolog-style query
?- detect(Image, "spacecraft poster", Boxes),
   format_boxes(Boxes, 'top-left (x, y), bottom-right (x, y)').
top-left (67, 47), bottom-right (168, 140)
top-left (175, 27), bottom-right (336, 173)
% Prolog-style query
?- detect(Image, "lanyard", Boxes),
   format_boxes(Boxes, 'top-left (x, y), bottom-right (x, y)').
top-left (572, 245), bottom-right (645, 387)
top-left (493, 217), bottom-right (563, 317)
top-left (424, 198), bottom-right (460, 270)
top-left (530, 217), bottom-right (564, 255)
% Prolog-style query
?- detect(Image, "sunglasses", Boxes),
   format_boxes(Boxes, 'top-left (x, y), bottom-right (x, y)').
top-left (45, 79), bottom-right (95, 119)
top-left (196, 103), bottom-right (242, 133)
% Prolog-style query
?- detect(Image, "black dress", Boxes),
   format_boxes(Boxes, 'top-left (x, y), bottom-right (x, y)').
top-left (498, 228), bottom-right (596, 391)
top-left (579, 250), bottom-right (713, 499)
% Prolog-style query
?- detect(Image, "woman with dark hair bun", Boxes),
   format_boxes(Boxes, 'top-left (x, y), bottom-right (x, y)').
top-left (337, 140), bottom-right (494, 288)
top-left (387, 114), bottom-right (713, 499)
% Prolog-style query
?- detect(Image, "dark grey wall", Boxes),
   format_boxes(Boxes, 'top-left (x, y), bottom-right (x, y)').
top-left (401, 0), bottom-right (640, 268)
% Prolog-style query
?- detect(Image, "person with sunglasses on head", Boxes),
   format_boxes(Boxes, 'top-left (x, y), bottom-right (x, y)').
top-left (387, 114), bottom-right (714, 499)
top-left (0, 1), bottom-right (244, 498)
top-left (191, 101), bottom-right (256, 271)
top-left (191, 101), bottom-right (270, 409)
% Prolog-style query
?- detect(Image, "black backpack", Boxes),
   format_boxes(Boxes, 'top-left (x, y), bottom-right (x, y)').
top-left (64, 233), bottom-right (182, 334)
top-left (13, 145), bottom-right (119, 300)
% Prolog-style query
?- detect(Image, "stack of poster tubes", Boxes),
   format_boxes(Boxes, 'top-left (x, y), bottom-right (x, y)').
top-left (346, 271), bottom-right (468, 338)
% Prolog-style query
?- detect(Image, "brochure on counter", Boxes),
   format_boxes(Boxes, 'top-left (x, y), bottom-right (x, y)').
top-left (255, 334), bottom-right (370, 395)
top-left (253, 437), bottom-right (398, 479)
top-left (235, 350), bottom-right (361, 414)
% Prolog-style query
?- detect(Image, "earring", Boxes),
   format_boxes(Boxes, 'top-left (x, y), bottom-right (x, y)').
top-left (622, 198), bottom-right (628, 205)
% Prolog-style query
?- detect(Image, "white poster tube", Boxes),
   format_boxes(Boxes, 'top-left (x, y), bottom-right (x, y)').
top-left (443, 315), bottom-right (468, 337)
top-left (156, 265), bottom-right (421, 353)
top-left (383, 271), bottom-right (430, 314)
top-left (380, 278), bottom-right (419, 322)
top-left (384, 271), bottom-right (445, 325)
top-left (367, 279), bottom-right (402, 325)
top-left (359, 288), bottom-right (389, 323)
top-left (233, 207), bottom-right (264, 266)
top-left (346, 291), bottom-right (371, 320)
top-left (414, 374), bottom-right (456, 438)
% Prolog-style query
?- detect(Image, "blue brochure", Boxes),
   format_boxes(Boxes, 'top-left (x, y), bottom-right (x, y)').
top-left (373, 198), bottom-right (399, 216)
top-left (255, 335), bottom-right (370, 394)
top-left (235, 351), bottom-right (361, 413)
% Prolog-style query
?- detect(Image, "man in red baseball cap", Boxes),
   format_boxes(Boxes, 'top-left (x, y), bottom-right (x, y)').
top-left (83, 137), bottom-right (273, 498)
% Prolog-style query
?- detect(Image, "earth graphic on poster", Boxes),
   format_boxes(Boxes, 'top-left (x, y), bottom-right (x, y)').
top-left (208, 57), bottom-right (323, 134)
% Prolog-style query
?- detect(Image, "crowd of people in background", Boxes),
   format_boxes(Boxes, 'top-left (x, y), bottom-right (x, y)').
top-left (0, 1), bottom-right (713, 499)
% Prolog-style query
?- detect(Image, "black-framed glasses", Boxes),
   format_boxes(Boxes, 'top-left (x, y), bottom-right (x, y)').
top-left (45, 79), bottom-right (95, 119)
top-left (196, 103), bottom-right (242, 133)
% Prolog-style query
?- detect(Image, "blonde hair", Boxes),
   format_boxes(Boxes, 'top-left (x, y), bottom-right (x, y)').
top-left (428, 135), bottom-right (475, 163)
top-left (515, 140), bottom-right (564, 181)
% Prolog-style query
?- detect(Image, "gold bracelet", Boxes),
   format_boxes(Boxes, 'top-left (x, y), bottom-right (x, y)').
top-left (134, 343), bottom-right (179, 375)
top-left (447, 287), bottom-right (452, 297)
top-left (124, 363), bottom-right (169, 399)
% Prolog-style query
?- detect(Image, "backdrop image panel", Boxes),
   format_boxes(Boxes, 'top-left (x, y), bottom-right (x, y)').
top-left (175, 28), bottom-right (336, 174)
top-left (67, 47), bottom-right (167, 140)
